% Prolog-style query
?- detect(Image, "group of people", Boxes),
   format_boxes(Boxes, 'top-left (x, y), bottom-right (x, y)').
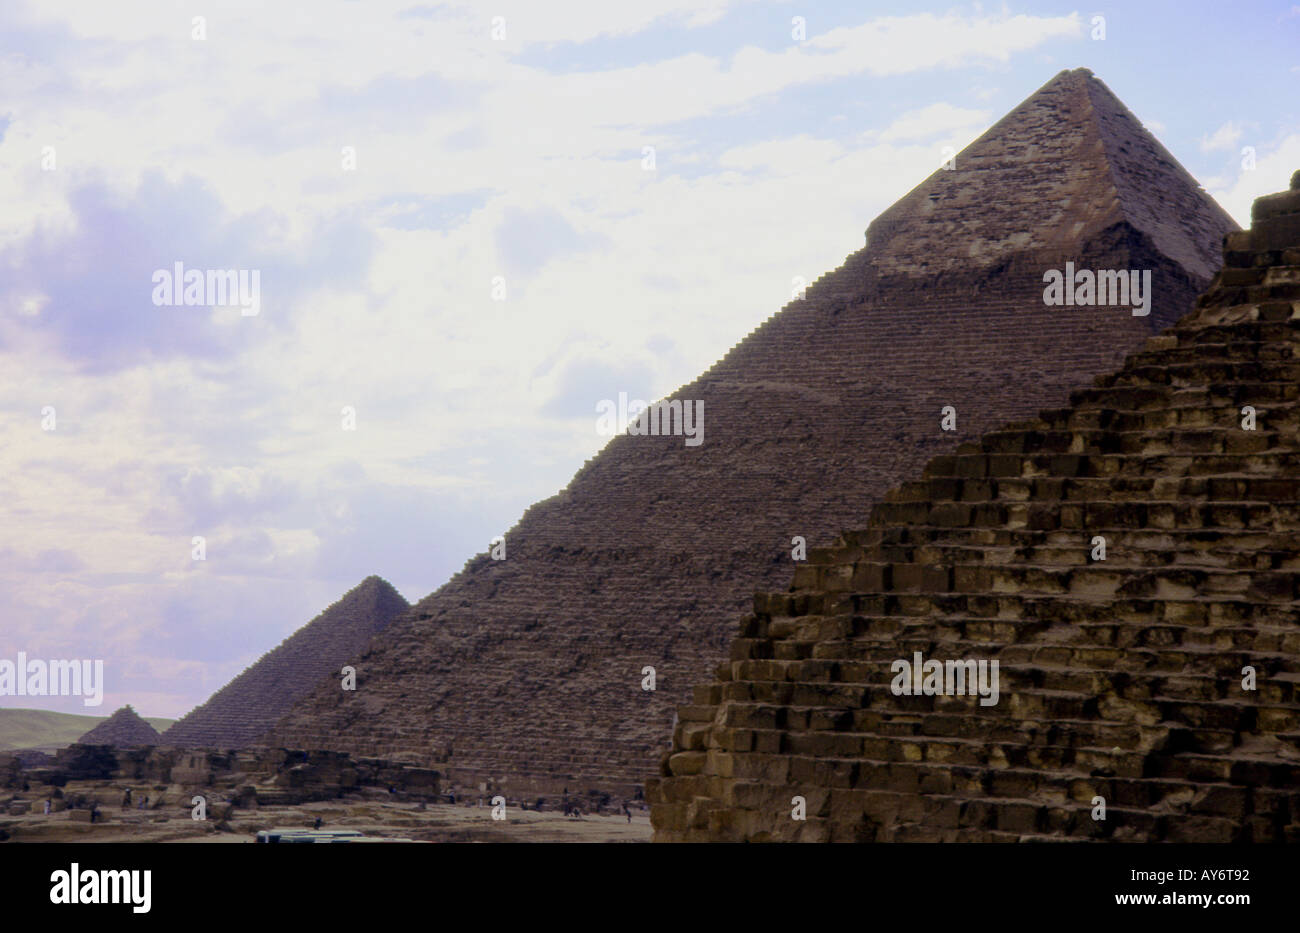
top-left (27, 788), bottom-right (152, 820)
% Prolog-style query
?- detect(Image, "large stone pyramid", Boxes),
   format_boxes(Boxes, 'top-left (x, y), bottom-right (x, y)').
top-left (161, 575), bottom-right (408, 748)
top-left (648, 174), bottom-right (1300, 842)
top-left (78, 705), bottom-right (161, 747)
top-left (266, 69), bottom-right (1238, 794)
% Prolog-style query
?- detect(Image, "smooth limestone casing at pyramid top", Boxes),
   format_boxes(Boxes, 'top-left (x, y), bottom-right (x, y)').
top-left (160, 576), bottom-right (409, 748)
top-left (648, 174), bottom-right (1300, 842)
top-left (263, 69), bottom-right (1238, 796)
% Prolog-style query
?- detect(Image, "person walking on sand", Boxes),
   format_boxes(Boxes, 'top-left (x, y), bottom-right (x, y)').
top-left (43, 799), bottom-right (50, 816)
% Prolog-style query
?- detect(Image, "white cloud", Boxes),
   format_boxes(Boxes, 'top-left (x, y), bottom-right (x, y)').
top-left (15, 0), bottom-right (766, 44)
top-left (878, 102), bottom-right (992, 142)
top-left (1209, 133), bottom-right (1300, 227)
top-left (1200, 121), bottom-right (1244, 153)
top-left (718, 135), bottom-right (846, 173)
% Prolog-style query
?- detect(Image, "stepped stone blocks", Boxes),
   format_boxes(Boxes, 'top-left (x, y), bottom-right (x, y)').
top-left (76, 705), bottom-right (160, 748)
top-left (265, 69), bottom-right (1237, 795)
top-left (647, 175), bottom-right (1300, 842)
top-left (160, 576), bottom-right (408, 749)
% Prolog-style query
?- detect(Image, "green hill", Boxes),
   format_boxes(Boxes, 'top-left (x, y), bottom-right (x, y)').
top-left (0, 707), bottom-right (174, 751)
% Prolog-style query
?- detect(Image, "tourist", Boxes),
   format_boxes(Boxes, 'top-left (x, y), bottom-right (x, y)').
top-left (43, 800), bottom-right (50, 816)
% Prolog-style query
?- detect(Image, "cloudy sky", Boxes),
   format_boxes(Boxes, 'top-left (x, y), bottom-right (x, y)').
top-left (1, 1), bottom-right (1297, 717)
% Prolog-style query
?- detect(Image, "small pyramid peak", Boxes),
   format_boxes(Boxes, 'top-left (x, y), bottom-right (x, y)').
top-left (1050, 66), bottom-right (1093, 80)
top-left (77, 704), bottom-right (161, 746)
top-left (349, 574), bottom-right (408, 604)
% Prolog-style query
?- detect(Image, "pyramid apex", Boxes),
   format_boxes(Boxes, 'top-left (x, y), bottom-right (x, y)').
top-left (1036, 66), bottom-right (1095, 91)
top-left (352, 574), bottom-right (406, 601)
top-left (861, 67), bottom-right (1236, 282)
top-left (77, 704), bottom-right (161, 746)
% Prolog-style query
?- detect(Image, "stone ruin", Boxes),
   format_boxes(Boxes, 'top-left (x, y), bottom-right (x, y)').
top-left (76, 704), bottom-right (161, 747)
top-left (647, 174), bottom-right (1300, 842)
top-left (263, 69), bottom-right (1237, 796)
top-left (0, 743), bottom-right (442, 817)
top-left (161, 575), bottom-right (408, 748)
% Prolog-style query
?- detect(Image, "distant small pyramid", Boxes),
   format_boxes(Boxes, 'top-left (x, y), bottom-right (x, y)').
top-left (78, 705), bottom-right (161, 747)
top-left (161, 576), bottom-right (409, 748)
